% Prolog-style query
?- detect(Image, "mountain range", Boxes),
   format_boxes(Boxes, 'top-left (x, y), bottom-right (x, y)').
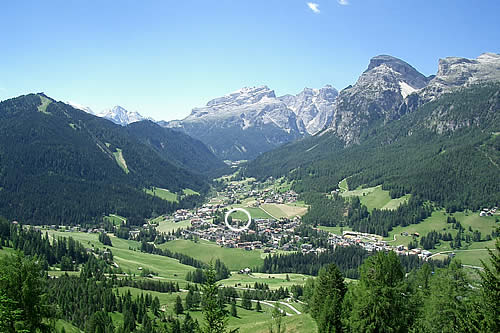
top-left (74, 52), bottom-right (499, 162)
top-left (0, 94), bottom-right (225, 225)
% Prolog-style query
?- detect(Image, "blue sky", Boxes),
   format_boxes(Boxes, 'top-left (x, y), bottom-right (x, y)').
top-left (1, 0), bottom-right (499, 121)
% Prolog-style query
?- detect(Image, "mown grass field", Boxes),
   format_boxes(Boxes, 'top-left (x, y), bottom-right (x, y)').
top-left (341, 185), bottom-right (410, 212)
top-left (159, 239), bottom-right (264, 270)
top-left (260, 203), bottom-right (308, 219)
top-left (144, 187), bottom-right (178, 202)
top-left (230, 205), bottom-right (273, 220)
top-left (156, 219), bottom-right (192, 233)
top-left (104, 214), bottom-right (127, 225)
top-left (317, 225), bottom-right (352, 235)
top-left (221, 272), bottom-right (311, 290)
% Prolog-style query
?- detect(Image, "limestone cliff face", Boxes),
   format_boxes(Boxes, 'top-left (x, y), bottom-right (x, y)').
top-left (327, 55), bottom-right (430, 144)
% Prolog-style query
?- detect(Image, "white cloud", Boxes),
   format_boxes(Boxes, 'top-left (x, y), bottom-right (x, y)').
top-left (338, 0), bottom-right (349, 5)
top-left (307, 2), bottom-right (320, 13)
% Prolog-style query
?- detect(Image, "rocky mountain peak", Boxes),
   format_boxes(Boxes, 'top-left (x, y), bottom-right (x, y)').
top-left (416, 52), bottom-right (500, 104)
top-left (97, 105), bottom-right (147, 126)
top-left (365, 55), bottom-right (429, 89)
top-left (206, 85), bottom-right (276, 107)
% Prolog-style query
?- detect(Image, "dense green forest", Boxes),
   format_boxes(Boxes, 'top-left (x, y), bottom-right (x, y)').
top-left (0, 94), bottom-right (224, 225)
top-left (304, 244), bottom-right (499, 333)
top-left (244, 83), bottom-right (500, 212)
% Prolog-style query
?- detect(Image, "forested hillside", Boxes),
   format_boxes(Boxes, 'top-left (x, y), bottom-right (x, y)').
top-left (0, 94), bottom-right (220, 225)
top-left (244, 83), bottom-right (500, 212)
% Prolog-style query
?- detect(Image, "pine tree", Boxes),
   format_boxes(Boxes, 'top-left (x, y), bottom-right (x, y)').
top-left (241, 291), bottom-right (252, 310)
top-left (185, 289), bottom-right (194, 310)
top-left (202, 264), bottom-right (229, 333)
top-left (348, 251), bottom-right (410, 332)
top-left (478, 234), bottom-right (500, 332)
top-left (310, 264), bottom-right (346, 333)
top-left (255, 300), bottom-right (262, 312)
top-left (151, 296), bottom-right (160, 316)
top-left (230, 301), bottom-right (238, 317)
top-left (175, 295), bottom-right (184, 315)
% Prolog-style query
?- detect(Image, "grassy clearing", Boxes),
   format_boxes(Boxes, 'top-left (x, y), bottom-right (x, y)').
top-left (144, 187), bottom-right (178, 202)
top-left (104, 214), bottom-right (127, 225)
top-left (382, 194), bottom-right (411, 210)
top-left (222, 272), bottom-right (310, 290)
top-left (260, 204), bottom-right (308, 219)
top-left (156, 219), bottom-right (192, 233)
top-left (0, 246), bottom-right (16, 258)
top-left (338, 178), bottom-right (349, 192)
top-left (159, 239), bottom-right (264, 271)
top-left (113, 148), bottom-right (129, 174)
top-left (384, 210), bottom-right (498, 265)
top-left (341, 185), bottom-right (409, 212)
top-left (37, 95), bottom-right (52, 114)
top-left (317, 225), bottom-right (352, 235)
top-left (48, 231), bottom-right (193, 282)
top-left (385, 210), bottom-right (452, 246)
top-left (452, 249), bottom-right (493, 266)
top-left (183, 188), bottom-right (200, 196)
top-left (55, 319), bottom-right (82, 333)
top-left (230, 205), bottom-right (273, 220)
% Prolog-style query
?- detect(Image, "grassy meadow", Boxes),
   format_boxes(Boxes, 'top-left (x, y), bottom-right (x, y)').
top-left (341, 185), bottom-right (410, 212)
top-left (159, 239), bottom-right (264, 270)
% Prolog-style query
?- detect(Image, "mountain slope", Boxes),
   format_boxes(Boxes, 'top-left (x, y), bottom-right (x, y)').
top-left (126, 120), bottom-right (228, 176)
top-left (0, 94), bottom-right (214, 225)
top-left (244, 82), bottom-right (500, 210)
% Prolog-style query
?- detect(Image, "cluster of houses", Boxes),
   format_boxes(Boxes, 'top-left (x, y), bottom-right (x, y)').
top-left (179, 216), bottom-right (302, 252)
top-left (326, 230), bottom-right (434, 260)
top-left (480, 207), bottom-right (498, 217)
top-left (215, 178), bottom-right (298, 206)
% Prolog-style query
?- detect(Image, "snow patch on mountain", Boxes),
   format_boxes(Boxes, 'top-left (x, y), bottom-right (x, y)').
top-left (399, 81), bottom-right (417, 98)
top-left (97, 106), bottom-right (149, 126)
top-left (67, 101), bottom-right (94, 114)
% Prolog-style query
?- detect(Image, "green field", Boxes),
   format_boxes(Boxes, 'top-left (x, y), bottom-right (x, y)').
top-left (338, 178), bottom-right (349, 192)
top-left (159, 239), bottom-right (264, 271)
top-left (260, 203), bottom-right (308, 219)
top-left (145, 187), bottom-right (178, 202)
top-left (113, 148), bottom-right (129, 174)
top-left (341, 185), bottom-right (410, 212)
top-left (183, 188), bottom-right (200, 196)
top-left (144, 187), bottom-right (200, 203)
top-left (55, 320), bottom-right (82, 333)
top-left (384, 210), bottom-right (498, 265)
top-left (49, 231), bottom-right (194, 283)
top-left (230, 206), bottom-right (273, 220)
top-left (317, 225), bottom-right (352, 235)
top-left (221, 272), bottom-right (311, 290)
top-left (156, 219), bottom-right (192, 233)
top-left (104, 214), bottom-right (127, 225)
top-left (37, 95), bottom-right (52, 113)
top-left (0, 246), bottom-right (16, 258)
